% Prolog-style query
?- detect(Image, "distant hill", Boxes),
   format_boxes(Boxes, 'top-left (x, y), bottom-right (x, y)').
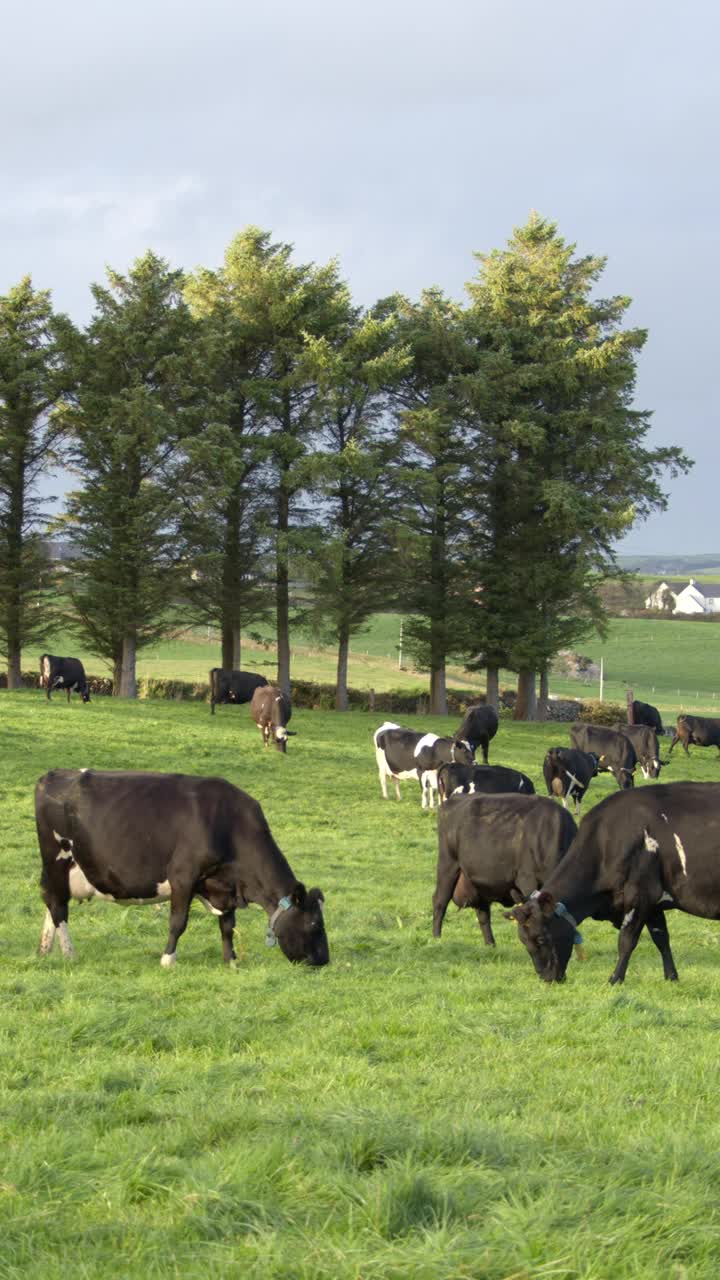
top-left (617, 554), bottom-right (720, 575)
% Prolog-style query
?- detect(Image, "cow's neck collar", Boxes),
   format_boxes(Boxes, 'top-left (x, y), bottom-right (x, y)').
top-left (531, 892), bottom-right (583, 944)
top-left (265, 895), bottom-right (293, 947)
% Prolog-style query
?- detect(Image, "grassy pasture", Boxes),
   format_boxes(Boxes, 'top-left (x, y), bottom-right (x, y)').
top-left (18, 611), bottom-right (720, 714)
top-left (3, 693), bottom-right (720, 1277)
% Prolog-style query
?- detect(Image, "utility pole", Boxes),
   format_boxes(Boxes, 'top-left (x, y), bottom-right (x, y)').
top-left (398, 619), bottom-right (403, 670)
top-left (599, 657), bottom-right (604, 702)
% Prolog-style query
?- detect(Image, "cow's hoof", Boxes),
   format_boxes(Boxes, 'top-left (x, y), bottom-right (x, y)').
top-left (160, 952), bottom-right (177, 968)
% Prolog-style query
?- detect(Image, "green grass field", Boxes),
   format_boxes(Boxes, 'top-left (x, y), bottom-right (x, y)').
top-left (3, 692), bottom-right (720, 1277)
top-left (17, 611), bottom-right (720, 716)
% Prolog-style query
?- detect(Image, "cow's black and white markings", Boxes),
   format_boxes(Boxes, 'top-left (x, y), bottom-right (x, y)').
top-left (543, 747), bottom-right (599, 816)
top-left (432, 792), bottom-right (577, 950)
top-left (454, 705), bottom-right (499, 764)
top-left (250, 685), bottom-right (295, 752)
top-left (508, 781), bottom-right (720, 985)
top-left (437, 762), bottom-right (535, 804)
top-left (209, 668), bottom-right (268, 715)
top-left (39, 655), bottom-right (90, 704)
top-left (669, 715), bottom-right (720, 758)
top-left (373, 722), bottom-right (474, 807)
top-left (569, 723), bottom-right (636, 789)
top-left (36, 770), bottom-right (328, 968)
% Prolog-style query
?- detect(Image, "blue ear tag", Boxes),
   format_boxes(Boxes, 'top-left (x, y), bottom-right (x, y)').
top-left (265, 929), bottom-right (277, 948)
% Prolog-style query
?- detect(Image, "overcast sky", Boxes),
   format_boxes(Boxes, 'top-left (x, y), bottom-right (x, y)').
top-left (3, 0), bottom-right (717, 555)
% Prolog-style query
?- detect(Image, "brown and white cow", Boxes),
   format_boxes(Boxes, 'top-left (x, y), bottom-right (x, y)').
top-left (250, 685), bottom-right (295, 752)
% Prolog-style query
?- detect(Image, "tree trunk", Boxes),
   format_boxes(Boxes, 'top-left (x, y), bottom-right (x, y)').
top-left (113, 655), bottom-right (123, 696)
top-left (430, 664), bottom-right (447, 716)
top-left (119, 633), bottom-right (137, 698)
top-left (221, 622), bottom-right (241, 670)
top-left (335, 625), bottom-right (350, 711)
top-left (6, 644), bottom-right (22, 689)
top-left (486, 665), bottom-right (499, 712)
top-left (276, 483), bottom-right (291, 699)
top-left (537, 666), bottom-right (549, 721)
top-left (514, 669), bottom-right (537, 720)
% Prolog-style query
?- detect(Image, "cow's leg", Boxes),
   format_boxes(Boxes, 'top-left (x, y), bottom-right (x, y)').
top-left (432, 854), bottom-right (460, 938)
top-left (218, 911), bottom-right (237, 964)
top-left (645, 909), bottom-right (679, 981)
top-left (609, 906), bottom-right (647, 985)
top-left (38, 862), bottom-right (73, 957)
top-left (375, 748), bottom-right (390, 799)
top-left (474, 902), bottom-right (495, 946)
top-left (480, 737), bottom-right (489, 764)
top-left (161, 884), bottom-right (193, 967)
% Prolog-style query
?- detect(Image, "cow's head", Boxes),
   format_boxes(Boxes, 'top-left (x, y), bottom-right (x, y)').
top-left (505, 892), bottom-right (574, 982)
top-left (451, 738), bottom-right (474, 767)
top-left (272, 726), bottom-right (297, 753)
top-left (82, 687), bottom-right (91, 704)
top-left (271, 884), bottom-right (329, 965)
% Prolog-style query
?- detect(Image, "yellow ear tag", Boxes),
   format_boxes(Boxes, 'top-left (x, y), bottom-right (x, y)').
top-left (574, 944), bottom-right (587, 961)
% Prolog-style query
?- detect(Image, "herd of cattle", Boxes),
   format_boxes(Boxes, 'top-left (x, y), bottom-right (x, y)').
top-left (30, 655), bottom-right (720, 987)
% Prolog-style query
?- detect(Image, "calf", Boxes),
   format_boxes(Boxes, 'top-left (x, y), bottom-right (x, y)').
top-left (39, 654), bottom-right (90, 703)
top-left (508, 782), bottom-right (720, 985)
top-left (616, 723), bottom-right (664, 779)
top-left (373, 722), bottom-right (474, 807)
top-left (432, 793), bottom-right (578, 951)
top-left (437, 761), bottom-right (535, 803)
top-left (543, 747), bottom-right (598, 815)
top-left (250, 685), bottom-right (295, 752)
top-left (210, 668), bottom-right (268, 715)
top-left (36, 769), bottom-right (329, 968)
top-left (669, 714), bottom-right (720, 758)
top-left (454, 705), bottom-right (499, 764)
top-left (632, 699), bottom-right (664, 735)
top-left (569, 723), bottom-right (636, 789)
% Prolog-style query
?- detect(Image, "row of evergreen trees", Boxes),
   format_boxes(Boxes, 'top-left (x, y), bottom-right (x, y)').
top-left (0, 216), bottom-right (690, 713)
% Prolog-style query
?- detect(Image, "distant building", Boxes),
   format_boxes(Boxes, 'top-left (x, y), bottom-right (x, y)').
top-left (645, 578), bottom-right (720, 614)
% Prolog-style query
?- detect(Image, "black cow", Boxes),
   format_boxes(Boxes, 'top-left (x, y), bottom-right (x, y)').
top-left (35, 769), bottom-right (328, 968)
top-left (508, 782), bottom-right (720, 985)
top-left (669, 715), bottom-right (720, 757)
top-left (454, 705), bottom-right (499, 764)
top-left (543, 747), bottom-right (598, 816)
top-left (437, 761), bottom-right (535, 803)
top-left (39, 654), bottom-right (90, 703)
top-left (210, 668), bottom-right (268, 715)
top-left (373, 722), bottom-right (474, 808)
top-left (617, 723), bottom-right (664, 779)
top-left (632, 700), bottom-right (664, 735)
top-left (432, 793), bottom-right (578, 949)
top-left (250, 685), bottom-right (295, 752)
top-left (569, 723), bottom-right (636, 789)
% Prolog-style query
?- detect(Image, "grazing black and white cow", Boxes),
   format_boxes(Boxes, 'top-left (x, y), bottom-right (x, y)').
top-left (632, 700), bottom-right (664, 735)
top-left (508, 782), bottom-right (720, 985)
top-left (432, 793), bottom-right (577, 950)
top-left (39, 654), bottom-right (90, 703)
top-left (250, 685), bottom-right (295, 752)
top-left (569, 723), bottom-right (636, 789)
top-left (437, 761), bottom-right (535, 804)
top-left (543, 747), bottom-right (599, 815)
top-left (36, 769), bottom-right (328, 968)
top-left (454, 705), bottom-right (499, 764)
top-left (616, 723), bottom-right (664, 779)
top-left (669, 715), bottom-right (720, 758)
top-left (373, 722), bottom-right (474, 808)
top-left (209, 668), bottom-right (268, 715)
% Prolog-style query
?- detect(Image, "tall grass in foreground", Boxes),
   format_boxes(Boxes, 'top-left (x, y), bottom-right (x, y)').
top-left (2, 693), bottom-right (720, 1277)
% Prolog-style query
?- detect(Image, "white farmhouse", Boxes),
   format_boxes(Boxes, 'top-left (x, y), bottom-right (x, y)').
top-left (645, 578), bottom-right (720, 614)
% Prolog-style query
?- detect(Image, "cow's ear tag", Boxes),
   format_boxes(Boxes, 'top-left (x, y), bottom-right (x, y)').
top-left (265, 929), bottom-right (278, 948)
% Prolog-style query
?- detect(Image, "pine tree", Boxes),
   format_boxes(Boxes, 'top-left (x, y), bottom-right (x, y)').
top-left (0, 279), bottom-right (76, 686)
top-left (59, 253), bottom-right (198, 695)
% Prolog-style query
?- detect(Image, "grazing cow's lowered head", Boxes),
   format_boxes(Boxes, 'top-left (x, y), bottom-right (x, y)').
top-left (267, 883), bottom-right (328, 966)
top-left (506, 891), bottom-right (575, 983)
